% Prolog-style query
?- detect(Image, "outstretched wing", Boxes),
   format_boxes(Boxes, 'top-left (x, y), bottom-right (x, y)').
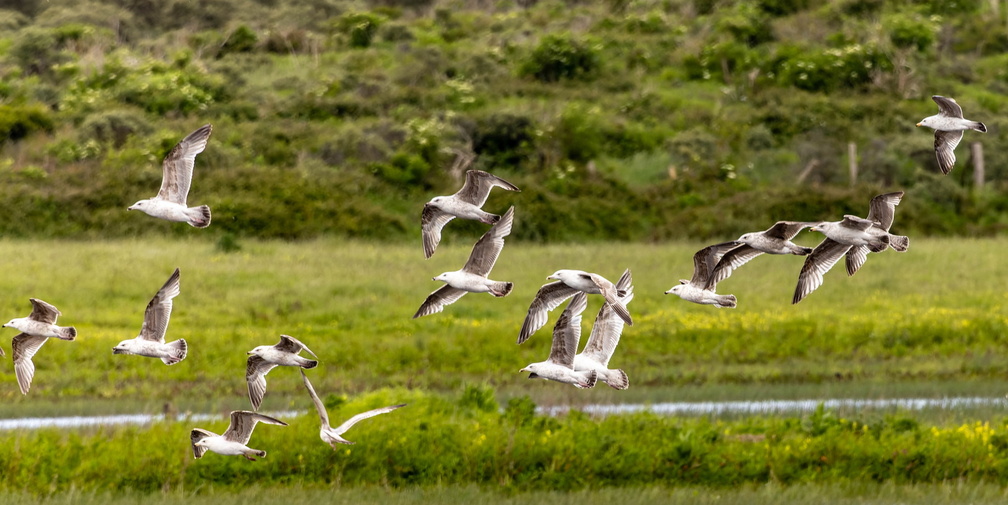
top-left (932, 95), bottom-right (963, 118)
top-left (454, 170), bottom-right (520, 206)
top-left (332, 404), bottom-right (407, 437)
top-left (246, 356), bottom-right (278, 411)
top-left (222, 410), bottom-right (288, 445)
top-left (518, 282), bottom-right (579, 344)
top-left (12, 333), bottom-right (48, 395)
top-left (793, 239), bottom-right (852, 304)
top-left (866, 192), bottom-right (903, 231)
top-left (581, 288), bottom-right (634, 367)
top-left (706, 245), bottom-right (763, 291)
top-left (421, 204), bottom-right (456, 259)
top-left (275, 334), bottom-right (317, 359)
top-left (28, 298), bottom-right (61, 324)
top-left (764, 221), bottom-right (817, 240)
top-left (934, 130), bottom-right (963, 176)
top-left (413, 285), bottom-right (468, 319)
top-left (462, 206), bottom-right (514, 276)
top-left (139, 268), bottom-right (181, 343)
top-left (158, 124), bottom-right (211, 205)
top-left (690, 241), bottom-right (740, 287)
top-left (300, 369), bottom-right (330, 428)
top-left (547, 293), bottom-right (587, 368)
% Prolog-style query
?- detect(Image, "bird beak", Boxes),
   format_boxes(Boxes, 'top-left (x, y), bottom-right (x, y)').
top-left (112, 348), bottom-right (120, 354)
top-left (432, 277), bottom-right (436, 281)
top-left (247, 351), bottom-right (254, 355)
top-left (915, 122), bottom-right (921, 127)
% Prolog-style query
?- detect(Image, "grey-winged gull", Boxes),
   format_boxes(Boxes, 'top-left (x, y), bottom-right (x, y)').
top-left (665, 242), bottom-right (738, 308)
top-left (190, 410), bottom-right (287, 460)
top-left (518, 268), bottom-right (632, 344)
top-left (3, 299), bottom-right (77, 395)
top-left (300, 370), bottom-right (406, 448)
top-left (573, 271), bottom-right (633, 390)
top-left (112, 268), bottom-right (187, 365)
top-left (706, 221), bottom-right (818, 290)
top-left (128, 124), bottom-right (212, 227)
top-left (413, 206), bottom-right (514, 318)
top-left (246, 335), bottom-right (318, 410)
top-left (917, 95), bottom-right (986, 175)
top-left (422, 169), bottom-right (520, 259)
top-left (793, 191), bottom-right (908, 304)
top-left (519, 293), bottom-right (598, 389)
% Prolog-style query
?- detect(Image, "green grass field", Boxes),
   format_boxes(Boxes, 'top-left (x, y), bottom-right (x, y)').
top-left (0, 237), bottom-right (1002, 410)
top-left (0, 238), bottom-right (1004, 498)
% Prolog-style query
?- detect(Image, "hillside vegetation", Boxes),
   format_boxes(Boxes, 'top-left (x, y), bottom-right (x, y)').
top-left (0, 0), bottom-right (1006, 240)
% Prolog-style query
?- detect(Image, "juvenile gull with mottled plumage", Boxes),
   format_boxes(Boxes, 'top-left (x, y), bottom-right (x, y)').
top-left (2, 299), bottom-right (77, 395)
top-left (706, 221), bottom-right (817, 290)
top-left (112, 268), bottom-right (187, 365)
top-left (414, 206), bottom-right (515, 318)
top-left (190, 410), bottom-right (287, 461)
top-left (573, 271), bottom-right (633, 390)
top-left (793, 191), bottom-right (908, 304)
top-left (520, 293), bottom-right (598, 389)
top-left (518, 269), bottom-right (632, 344)
top-left (665, 242), bottom-right (738, 308)
top-left (246, 335), bottom-right (318, 410)
top-left (128, 124), bottom-right (213, 227)
top-left (421, 170), bottom-right (520, 259)
top-left (917, 95), bottom-right (987, 175)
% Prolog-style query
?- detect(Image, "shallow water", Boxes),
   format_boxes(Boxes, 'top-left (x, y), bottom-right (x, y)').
top-left (1, 397), bottom-right (1004, 430)
top-left (538, 396), bottom-right (1006, 416)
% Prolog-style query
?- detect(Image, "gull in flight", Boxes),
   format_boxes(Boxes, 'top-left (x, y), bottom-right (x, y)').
top-left (112, 268), bottom-right (187, 365)
top-left (917, 95), bottom-right (986, 175)
top-left (665, 243), bottom-right (739, 308)
top-left (793, 192), bottom-right (909, 304)
top-left (520, 293), bottom-right (598, 389)
top-left (190, 410), bottom-right (287, 461)
top-left (421, 169), bottom-right (520, 258)
top-left (706, 221), bottom-right (818, 289)
top-left (300, 370), bottom-right (406, 448)
top-left (574, 271), bottom-right (633, 390)
top-left (246, 335), bottom-right (318, 410)
top-left (518, 268), bottom-right (632, 344)
top-left (414, 206), bottom-right (514, 318)
top-left (3, 299), bottom-right (77, 395)
top-left (128, 124), bottom-right (213, 227)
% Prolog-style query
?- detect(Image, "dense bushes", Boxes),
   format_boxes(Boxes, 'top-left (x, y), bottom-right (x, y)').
top-left (1, 388), bottom-right (1008, 494)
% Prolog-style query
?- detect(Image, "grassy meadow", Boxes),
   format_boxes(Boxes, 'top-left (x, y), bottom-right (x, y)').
top-left (0, 237), bottom-right (1003, 497)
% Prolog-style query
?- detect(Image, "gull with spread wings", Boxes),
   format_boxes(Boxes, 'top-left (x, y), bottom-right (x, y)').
top-left (916, 95), bottom-right (986, 175)
top-left (518, 268), bottom-right (632, 344)
top-left (128, 124), bottom-right (213, 227)
top-left (421, 169), bottom-right (520, 259)
top-left (2, 299), bottom-right (77, 395)
top-left (246, 335), bottom-right (318, 410)
top-left (112, 268), bottom-right (187, 365)
top-left (665, 242), bottom-right (739, 308)
top-left (190, 410), bottom-right (287, 461)
top-left (300, 370), bottom-right (406, 448)
top-left (520, 293), bottom-right (598, 389)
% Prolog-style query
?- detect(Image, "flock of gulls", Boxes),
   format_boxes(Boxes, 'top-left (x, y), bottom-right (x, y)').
top-left (0, 95), bottom-right (983, 461)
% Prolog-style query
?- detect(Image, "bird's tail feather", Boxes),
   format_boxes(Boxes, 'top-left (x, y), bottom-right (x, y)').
top-left (889, 235), bottom-right (910, 252)
top-left (59, 326), bottom-right (77, 341)
top-left (972, 121), bottom-right (987, 133)
top-left (161, 339), bottom-right (188, 365)
top-left (604, 369), bottom-right (629, 390)
top-left (187, 205), bottom-right (212, 228)
top-left (490, 281), bottom-right (513, 297)
top-left (716, 294), bottom-right (738, 308)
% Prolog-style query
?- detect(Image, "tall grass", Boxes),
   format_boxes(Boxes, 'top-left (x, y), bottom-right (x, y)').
top-left (0, 237), bottom-right (1002, 409)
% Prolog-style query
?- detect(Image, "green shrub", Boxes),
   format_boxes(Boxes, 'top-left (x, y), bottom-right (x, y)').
top-left (0, 103), bottom-right (54, 141)
top-left (79, 109), bottom-right (153, 147)
top-left (472, 113), bottom-right (538, 169)
top-left (774, 44), bottom-right (891, 92)
top-left (886, 13), bottom-right (938, 52)
top-left (219, 25), bottom-right (258, 56)
top-left (520, 34), bottom-right (600, 83)
top-left (337, 12), bottom-right (385, 48)
top-left (9, 27), bottom-right (66, 76)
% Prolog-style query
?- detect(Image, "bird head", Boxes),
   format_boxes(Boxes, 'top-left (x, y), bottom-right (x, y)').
top-left (665, 285), bottom-right (683, 295)
top-left (127, 200), bottom-right (148, 211)
top-left (247, 345), bottom-right (269, 357)
top-left (112, 340), bottom-right (133, 354)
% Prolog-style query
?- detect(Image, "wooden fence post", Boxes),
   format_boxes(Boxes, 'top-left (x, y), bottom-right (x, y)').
top-left (848, 142), bottom-right (858, 187)
top-left (971, 142), bottom-right (985, 190)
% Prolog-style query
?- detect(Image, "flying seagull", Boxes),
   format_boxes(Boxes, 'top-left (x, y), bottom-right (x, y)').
top-left (128, 124), bottom-right (213, 227)
top-left (665, 242), bottom-right (739, 308)
top-left (706, 221), bottom-right (818, 290)
top-left (112, 268), bottom-right (187, 365)
top-left (190, 410), bottom-right (287, 461)
top-left (414, 206), bottom-right (515, 318)
top-left (300, 370), bottom-right (406, 448)
top-left (518, 268), bottom-right (632, 344)
top-left (520, 293), bottom-right (598, 389)
top-left (246, 335), bottom-right (318, 410)
top-left (573, 272), bottom-right (633, 390)
top-left (917, 95), bottom-right (986, 175)
top-left (793, 191), bottom-right (909, 304)
top-left (2, 299), bottom-right (77, 395)
top-left (421, 169), bottom-right (520, 259)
